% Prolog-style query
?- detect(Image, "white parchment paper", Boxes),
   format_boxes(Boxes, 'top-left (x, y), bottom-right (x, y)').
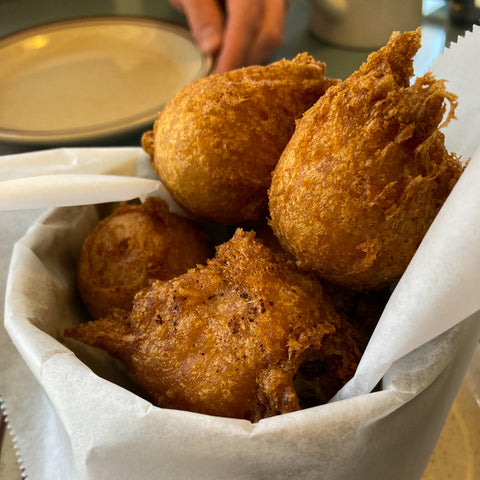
top-left (2, 26), bottom-right (480, 480)
top-left (336, 25), bottom-right (480, 400)
top-left (0, 147), bottom-right (188, 216)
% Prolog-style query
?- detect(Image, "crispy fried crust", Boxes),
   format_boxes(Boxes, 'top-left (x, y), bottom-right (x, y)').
top-left (65, 309), bottom-right (137, 367)
top-left (77, 197), bottom-right (212, 319)
top-left (142, 54), bottom-right (339, 225)
top-left (66, 229), bottom-right (361, 421)
top-left (269, 29), bottom-right (464, 290)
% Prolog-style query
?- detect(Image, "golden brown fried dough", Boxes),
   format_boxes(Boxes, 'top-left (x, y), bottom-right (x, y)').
top-left (269, 29), bottom-right (464, 290)
top-left (142, 54), bottom-right (339, 224)
top-left (66, 229), bottom-right (361, 421)
top-left (66, 308), bottom-right (137, 365)
top-left (77, 197), bottom-right (212, 319)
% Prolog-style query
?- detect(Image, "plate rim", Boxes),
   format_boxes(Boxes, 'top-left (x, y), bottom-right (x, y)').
top-left (0, 15), bottom-right (214, 145)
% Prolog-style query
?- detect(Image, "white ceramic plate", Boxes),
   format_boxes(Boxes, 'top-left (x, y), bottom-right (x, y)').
top-left (0, 17), bottom-right (213, 145)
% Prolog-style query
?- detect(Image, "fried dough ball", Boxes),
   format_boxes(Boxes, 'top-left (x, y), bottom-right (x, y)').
top-left (268, 29), bottom-right (464, 290)
top-left (142, 54), bottom-right (339, 225)
top-left (66, 229), bottom-right (361, 421)
top-left (77, 196), bottom-right (212, 319)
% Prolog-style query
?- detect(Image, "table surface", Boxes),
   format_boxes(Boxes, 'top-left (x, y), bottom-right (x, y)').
top-left (0, 1), bottom-right (478, 479)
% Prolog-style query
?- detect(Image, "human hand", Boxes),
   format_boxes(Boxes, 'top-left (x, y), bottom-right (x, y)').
top-left (169, 0), bottom-right (288, 73)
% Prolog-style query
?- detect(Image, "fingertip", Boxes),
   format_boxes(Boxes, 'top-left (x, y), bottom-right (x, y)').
top-left (197, 26), bottom-right (223, 55)
top-left (179, 0), bottom-right (224, 55)
top-left (214, 54), bottom-right (242, 74)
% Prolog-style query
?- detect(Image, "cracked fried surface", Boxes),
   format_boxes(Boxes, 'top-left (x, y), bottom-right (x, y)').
top-left (66, 229), bottom-right (361, 422)
top-left (142, 54), bottom-right (339, 224)
top-left (268, 29), bottom-right (464, 290)
top-left (77, 197), bottom-right (212, 319)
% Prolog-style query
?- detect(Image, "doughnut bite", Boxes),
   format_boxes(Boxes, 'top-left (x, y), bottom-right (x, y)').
top-left (142, 54), bottom-right (339, 224)
top-left (269, 29), bottom-right (464, 290)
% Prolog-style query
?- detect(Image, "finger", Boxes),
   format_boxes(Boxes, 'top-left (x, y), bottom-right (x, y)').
top-left (247, 0), bottom-right (288, 66)
top-left (173, 0), bottom-right (224, 54)
top-left (168, 0), bottom-right (184, 12)
top-left (215, 0), bottom-right (262, 73)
